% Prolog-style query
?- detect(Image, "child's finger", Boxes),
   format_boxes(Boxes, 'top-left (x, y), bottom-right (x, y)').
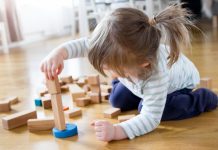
top-left (51, 64), bottom-right (57, 77)
top-left (47, 63), bottom-right (53, 80)
top-left (44, 64), bottom-right (49, 80)
top-left (94, 120), bottom-right (106, 126)
top-left (57, 64), bottom-right (63, 75)
top-left (95, 132), bottom-right (103, 137)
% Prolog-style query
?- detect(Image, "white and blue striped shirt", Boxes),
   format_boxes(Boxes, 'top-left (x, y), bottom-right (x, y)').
top-left (61, 38), bottom-right (200, 139)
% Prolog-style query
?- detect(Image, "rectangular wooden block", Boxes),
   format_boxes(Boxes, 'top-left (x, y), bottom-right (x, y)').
top-left (51, 94), bottom-right (66, 130)
top-left (118, 114), bottom-right (136, 122)
top-left (104, 107), bottom-right (121, 118)
top-left (3, 96), bottom-right (19, 104)
top-left (88, 74), bottom-right (100, 85)
top-left (37, 87), bottom-right (48, 97)
top-left (75, 97), bottom-right (91, 107)
top-left (63, 106), bottom-right (69, 111)
top-left (46, 77), bottom-right (61, 94)
top-left (100, 85), bottom-right (112, 93)
top-left (27, 118), bottom-right (54, 132)
top-left (61, 85), bottom-right (69, 92)
top-left (69, 84), bottom-right (86, 101)
top-left (2, 109), bottom-right (37, 130)
top-left (90, 85), bottom-right (101, 93)
top-left (65, 108), bottom-right (82, 118)
top-left (199, 78), bottom-right (212, 89)
top-left (0, 101), bottom-right (11, 112)
top-left (41, 96), bottom-right (52, 109)
top-left (60, 75), bottom-right (73, 84)
top-left (89, 92), bottom-right (101, 104)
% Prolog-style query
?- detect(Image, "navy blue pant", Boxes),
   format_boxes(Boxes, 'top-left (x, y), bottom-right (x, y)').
top-left (109, 79), bottom-right (218, 121)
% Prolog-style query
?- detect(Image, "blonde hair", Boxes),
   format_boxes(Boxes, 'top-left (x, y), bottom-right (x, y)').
top-left (88, 4), bottom-right (194, 80)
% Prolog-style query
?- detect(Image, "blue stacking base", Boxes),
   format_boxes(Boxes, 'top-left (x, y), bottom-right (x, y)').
top-left (52, 123), bottom-right (78, 138)
top-left (34, 98), bottom-right (42, 106)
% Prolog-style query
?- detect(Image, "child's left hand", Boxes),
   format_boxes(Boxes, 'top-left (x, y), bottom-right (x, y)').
top-left (91, 120), bottom-right (128, 142)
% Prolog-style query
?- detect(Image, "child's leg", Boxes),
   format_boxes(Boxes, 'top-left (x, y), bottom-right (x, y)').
top-left (109, 79), bottom-right (142, 111)
top-left (161, 88), bottom-right (218, 121)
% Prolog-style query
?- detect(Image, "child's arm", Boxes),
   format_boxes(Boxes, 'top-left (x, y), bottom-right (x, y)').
top-left (40, 38), bottom-right (89, 79)
top-left (91, 70), bottom-right (169, 141)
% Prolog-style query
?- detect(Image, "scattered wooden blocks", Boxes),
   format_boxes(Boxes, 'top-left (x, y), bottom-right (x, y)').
top-left (2, 109), bottom-right (37, 130)
top-left (0, 100), bottom-right (11, 112)
top-left (60, 76), bottom-right (73, 84)
top-left (199, 78), bottom-right (212, 89)
top-left (34, 98), bottom-right (42, 107)
top-left (46, 77), bottom-right (61, 94)
top-left (51, 94), bottom-right (66, 130)
top-left (88, 74), bottom-right (100, 85)
top-left (27, 118), bottom-right (54, 132)
top-left (89, 93), bottom-right (101, 104)
top-left (69, 84), bottom-right (86, 101)
top-left (75, 97), bottom-right (91, 107)
top-left (103, 107), bottom-right (121, 118)
top-left (118, 114), bottom-right (136, 122)
top-left (100, 85), bottom-right (112, 93)
top-left (41, 96), bottom-right (52, 109)
top-left (64, 108), bottom-right (82, 118)
top-left (63, 106), bottom-right (69, 111)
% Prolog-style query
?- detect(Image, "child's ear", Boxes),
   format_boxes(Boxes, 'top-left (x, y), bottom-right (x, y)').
top-left (141, 62), bottom-right (150, 68)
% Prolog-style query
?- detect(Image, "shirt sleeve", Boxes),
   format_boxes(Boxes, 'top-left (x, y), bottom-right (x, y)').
top-left (117, 71), bottom-right (169, 139)
top-left (59, 37), bottom-right (90, 59)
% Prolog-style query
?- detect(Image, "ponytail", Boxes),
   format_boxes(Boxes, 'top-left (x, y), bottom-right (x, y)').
top-left (153, 3), bottom-right (194, 66)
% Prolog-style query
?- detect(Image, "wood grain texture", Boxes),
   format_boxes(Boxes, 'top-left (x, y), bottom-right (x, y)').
top-left (0, 22), bottom-right (218, 149)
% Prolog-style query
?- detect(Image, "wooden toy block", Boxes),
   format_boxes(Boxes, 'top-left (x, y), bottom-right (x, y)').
top-left (63, 106), bottom-right (69, 111)
top-left (103, 107), bottom-right (121, 118)
top-left (38, 87), bottom-right (48, 97)
top-left (90, 85), bottom-right (101, 93)
top-left (89, 92), bottom-right (101, 104)
top-left (199, 78), bottom-right (212, 89)
top-left (41, 96), bottom-right (52, 109)
top-left (69, 84), bottom-right (86, 101)
top-left (27, 118), bottom-right (54, 132)
top-left (100, 85), bottom-right (112, 93)
top-left (2, 109), bottom-right (37, 130)
top-left (118, 114), bottom-right (136, 122)
top-left (0, 100), bottom-right (11, 112)
top-left (61, 85), bottom-right (69, 92)
top-left (101, 92), bottom-right (110, 101)
top-left (46, 77), bottom-right (61, 94)
top-left (59, 80), bottom-right (65, 86)
top-left (34, 98), bottom-right (42, 107)
top-left (76, 78), bottom-right (87, 87)
top-left (64, 108), bottom-right (82, 118)
top-left (3, 96), bottom-right (19, 104)
top-left (88, 74), bottom-right (100, 85)
top-left (75, 97), bottom-right (91, 107)
top-left (60, 75), bottom-right (73, 84)
top-left (51, 94), bottom-right (66, 130)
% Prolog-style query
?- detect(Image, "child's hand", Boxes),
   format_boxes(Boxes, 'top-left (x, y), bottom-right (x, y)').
top-left (91, 120), bottom-right (115, 142)
top-left (91, 120), bottom-right (128, 142)
top-left (40, 47), bottom-right (67, 80)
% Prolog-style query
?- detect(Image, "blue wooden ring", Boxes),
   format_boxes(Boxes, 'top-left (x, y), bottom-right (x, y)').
top-left (52, 123), bottom-right (78, 138)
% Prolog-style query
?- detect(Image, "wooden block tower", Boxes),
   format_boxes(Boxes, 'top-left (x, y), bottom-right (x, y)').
top-left (47, 76), bottom-right (78, 138)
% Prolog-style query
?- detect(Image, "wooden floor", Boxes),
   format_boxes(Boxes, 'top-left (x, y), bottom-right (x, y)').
top-left (0, 21), bottom-right (218, 150)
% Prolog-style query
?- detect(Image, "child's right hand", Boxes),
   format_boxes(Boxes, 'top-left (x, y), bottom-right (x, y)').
top-left (40, 48), bottom-right (67, 80)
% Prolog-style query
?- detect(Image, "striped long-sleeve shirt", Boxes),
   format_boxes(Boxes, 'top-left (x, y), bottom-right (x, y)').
top-left (60, 37), bottom-right (200, 139)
